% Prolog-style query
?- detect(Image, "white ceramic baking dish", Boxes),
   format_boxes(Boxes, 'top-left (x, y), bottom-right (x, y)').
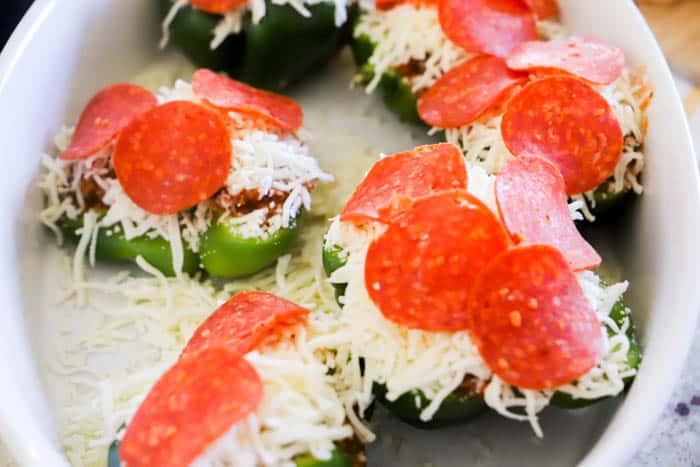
top-left (0, 0), bottom-right (698, 465)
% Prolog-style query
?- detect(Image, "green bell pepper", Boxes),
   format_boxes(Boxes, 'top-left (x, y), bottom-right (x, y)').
top-left (108, 437), bottom-right (360, 467)
top-left (375, 381), bottom-right (486, 429)
top-left (550, 294), bottom-right (642, 409)
top-left (586, 182), bottom-right (637, 221)
top-left (159, 0), bottom-right (356, 91)
top-left (199, 213), bottom-right (302, 278)
top-left (351, 34), bottom-right (423, 125)
top-left (59, 214), bottom-right (199, 277)
top-left (57, 209), bottom-right (301, 279)
top-left (322, 243), bottom-right (348, 302)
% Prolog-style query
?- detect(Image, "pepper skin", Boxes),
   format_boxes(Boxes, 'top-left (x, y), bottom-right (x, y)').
top-left (322, 243), bottom-right (348, 302)
top-left (351, 34), bottom-right (422, 125)
top-left (59, 215), bottom-right (199, 277)
top-left (199, 213), bottom-right (302, 278)
top-left (550, 295), bottom-right (642, 409)
top-left (160, 0), bottom-right (355, 91)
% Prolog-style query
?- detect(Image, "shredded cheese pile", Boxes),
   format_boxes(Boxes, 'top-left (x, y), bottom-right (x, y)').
top-left (322, 164), bottom-right (637, 437)
top-left (38, 79), bottom-right (331, 279)
top-left (161, 0), bottom-right (351, 52)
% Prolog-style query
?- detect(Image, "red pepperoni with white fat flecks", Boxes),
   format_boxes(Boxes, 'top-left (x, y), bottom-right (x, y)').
top-left (506, 36), bottom-right (625, 85)
top-left (438, 0), bottom-right (538, 58)
top-left (181, 291), bottom-right (310, 359)
top-left (418, 55), bottom-right (528, 128)
top-left (501, 76), bottom-right (623, 195)
top-left (113, 100), bottom-right (232, 216)
top-left (523, 0), bottom-right (559, 20)
top-left (467, 244), bottom-right (603, 390)
top-left (365, 190), bottom-right (510, 332)
top-left (495, 155), bottom-right (601, 271)
top-left (340, 143), bottom-right (468, 225)
top-left (188, 0), bottom-right (247, 14)
top-left (192, 69), bottom-right (303, 131)
top-left (119, 347), bottom-right (263, 467)
top-left (59, 84), bottom-right (157, 161)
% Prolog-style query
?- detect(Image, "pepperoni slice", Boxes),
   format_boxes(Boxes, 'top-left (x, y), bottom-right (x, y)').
top-left (119, 347), bottom-right (262, 467)
top-left (467, 245), bottom-right (603, 390)
top-left (192, 69), bottom-right (303, 131)
top-left (181, 291), bottom-right (309, 359)
top-left (113, 101), bottom-right (232, 215)
top-left (438, 0), bottom-right (538, 58)
top-left (501, 76), bottom-right (623, 195)
top-left (340, 144), bottom-right (467, 224)
top-left (523, 0), bottom-right (559, 20)
top-left (188, 0), bottom-right (246, 14)
top-left (59, 84), bottom-right (157, 161)
top-left (506, 36), bottom-right (625, 85)
top-left (365, 190), bottom-right (509, 331)
top-left (418, 56), bottom-right (527, 128)
top-left (495, 156), bottom-right (601, 271)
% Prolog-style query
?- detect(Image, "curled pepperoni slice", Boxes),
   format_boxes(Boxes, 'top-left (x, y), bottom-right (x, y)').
top-left (181, 291), bottom-right (309, 359)
top-left (467, 245), bottom-right (603, 390)
top-left (506, 36), bottom-right (625, 85)
top-left (523, 0), bottom-right (559, 20)
top-left (496, 156), bottom-right (601, 271)
top-left (113, 101), bottom-right (232, 215)
top-left (340, 144), bottom-right (468, 224)
top-left (418, 55), bottom-right (527, 128)
top-left (188, 0), bottom-right (246, 14)
top-left (438, 0), bottom-right (538, 58)
top-left (365, 190), bottom-right (509, 332)
top-left (120, 347), bottom-right (262, 467)
top-left (192, 69), bottom-right (303, 131)
top-left (59, 84), bottom-right (157, 161)
top-left (501, 76), bottom-right (623, 195)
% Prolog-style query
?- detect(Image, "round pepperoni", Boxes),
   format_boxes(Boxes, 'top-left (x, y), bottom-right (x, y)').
top-left (418, 55), bottom-right (527, 128)
top-left (119, 347), bottom-right (262, 467)
top-left (438, 0), bottom-right (538, 58)
top-left (188, 0), bottom-right (246, 14)
top-left (340, 144), bottom-right (468, 224)
top-left (506, 36), bottom-right (625, 85)
top-left (523, 0), bottom-right (559, 20)
top-left (113, 101), bottom-right (232, 215)
top-left (59, 84), bottom-right (157, 161)
top-left (495, 156), bottom-right (601, 271)
top-left (365, 190), bottom-right (510, 332)
top-left (192, 69), bottom-right (303, 131)
top-left (181, 291), bottom-right (309, 359)
top-left (467, 245), bottom-right (603, 390)
top-left (501, 76), bottom-right (623, 195)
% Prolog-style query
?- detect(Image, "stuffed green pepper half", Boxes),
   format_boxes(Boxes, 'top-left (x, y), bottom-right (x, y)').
top-left (352, 1), bottom-right (652, 220)
top-left (39, 69), bottom-right (332, 278)
top-left (159, 0), bottom-right (357, 91)
top-left (320, 143), bottom-right (641, 433)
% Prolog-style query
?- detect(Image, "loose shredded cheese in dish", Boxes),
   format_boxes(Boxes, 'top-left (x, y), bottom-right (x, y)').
top-left (38, 79), bottom-right (331, 276)
top-left (161, 0), bottom-right (351, 51)
top-left (323, 164), bottom-right (637, 437)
